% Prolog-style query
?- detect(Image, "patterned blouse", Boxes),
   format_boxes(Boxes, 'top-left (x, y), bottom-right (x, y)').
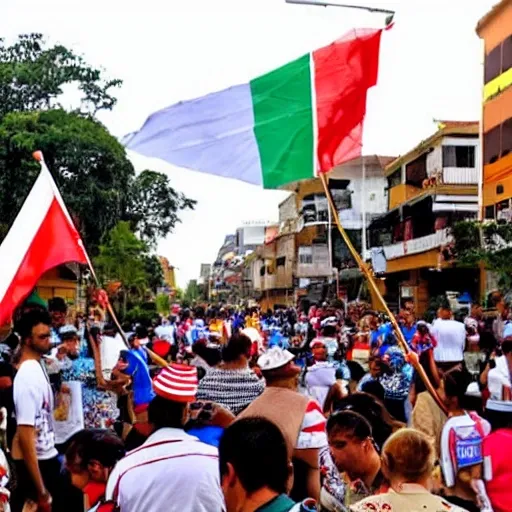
top-left (61, 357), bottom-right (119, 429)
top-left (196, 367), bottom-right (265, 415)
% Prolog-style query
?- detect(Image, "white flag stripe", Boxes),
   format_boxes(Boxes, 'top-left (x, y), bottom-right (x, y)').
top-left (0, 170), bottom-right (54, 302)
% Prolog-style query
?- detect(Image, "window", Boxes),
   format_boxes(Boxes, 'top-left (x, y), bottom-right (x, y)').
top-left (485, 44), bottom-right (502, 83)
top-left (484, 205), bottom-right (495, 220)
top-left (276, 256), bottom-right (286, 267)
top-left (497, 184), bottom-right (504, 194)
top-left (502, 36), bottom-right (512, 74)
top-left (405, 154), bottom-right (427, 187)
top-left (301, 194), bottom-right (328, 224)
top-left (442, 146), bottom-right (475, 167)
top-left (484, 126), bottom-right (501, 164)
top-left (298, 246), bottom-right (313, 265)
top-left (387, 169), bottom-right (401, 188)
top-left (502, 118), bottom-right (512, 157)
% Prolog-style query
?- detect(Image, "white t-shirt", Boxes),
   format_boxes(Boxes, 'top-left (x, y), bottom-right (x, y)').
top-left (431, 320), bottom-right (466, 363)
top-left (13, 360), bottom-right (58, 460)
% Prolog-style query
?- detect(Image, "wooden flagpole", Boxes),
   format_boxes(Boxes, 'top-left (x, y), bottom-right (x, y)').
top-left (319, 172), bottom-right (447, 414)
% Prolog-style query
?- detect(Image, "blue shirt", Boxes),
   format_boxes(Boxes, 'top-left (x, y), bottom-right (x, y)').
top-left (400, 325), bottom-right (417, 344)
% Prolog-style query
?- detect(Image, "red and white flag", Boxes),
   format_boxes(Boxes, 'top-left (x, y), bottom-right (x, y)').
top-left (0, 152), bottom-right (89, 325)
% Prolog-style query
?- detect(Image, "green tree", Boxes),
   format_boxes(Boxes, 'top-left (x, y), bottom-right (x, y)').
top-left (95, 221), bottom-right (148, 317)
top-left (184, 280), bottom-right (201, 304)
top-left (0, 34), bottom-right (195, 253)
top-left (452, 220), bottom-right (512, 292)
top-left (155, 293), bottom-right (171, 315)
top-left (143, 254), bottom-right (165, 293)
top-left (0, 33), bottom-right (121, 118)
top-left (0, 110), bottom-right (133, 253)
top-left (128, 170), bottom-right (196, 247)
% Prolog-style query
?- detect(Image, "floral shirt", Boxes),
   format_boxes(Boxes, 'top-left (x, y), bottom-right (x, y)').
top-left (61, 357), bottom-right (119, 429)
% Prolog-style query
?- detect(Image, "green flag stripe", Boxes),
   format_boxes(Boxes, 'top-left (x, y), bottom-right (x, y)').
top-left (250, 53), bottom-right (314, 189)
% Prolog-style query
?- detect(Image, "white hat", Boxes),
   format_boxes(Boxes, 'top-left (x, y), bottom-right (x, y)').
top-left (59, 325), bottom-right (77, 336)
top-left (258, 347), bottom-right (295, 371)
top-left (465, 381), bottom-right (481, 398)
top-left (310, 338), bottom-right (326, 349)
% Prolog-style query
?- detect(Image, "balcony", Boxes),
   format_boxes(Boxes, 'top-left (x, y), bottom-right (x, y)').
top-left (376, 228), bottom-right (453, 261)
top-left (442, 167), bottom-right (479, 185)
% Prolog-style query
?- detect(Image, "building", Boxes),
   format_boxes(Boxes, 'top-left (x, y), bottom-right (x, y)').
top-left (477, 0), bottom-right (512, 221)
top-left (250, 155), bottom-right (392, 310)
top-left (36, 265), bottom-right (80, 304)
top-left (210, 222), bottom-right (277, 302)
top-left (159, 256), bottom-right (176, 290)
top-left (368, 122), bottom-right (480, 315)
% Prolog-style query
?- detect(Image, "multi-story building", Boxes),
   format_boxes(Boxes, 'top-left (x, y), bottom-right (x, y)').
top-left (368, 122), bottom-right (480, 315)
top-left (477, 0), bottom-right (512, 221)
top-left (251, 155), bottom-right (392, 310)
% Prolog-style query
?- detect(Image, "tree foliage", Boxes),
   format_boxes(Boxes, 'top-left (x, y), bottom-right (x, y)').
top-left (0, 34), bottom-right (196, 254)
top-left (155, 293), bottom-right (171, 315)
top-left (143, 254), bottom-right (165, 293)
top-left (452, 220), bottom-right (512, 290)
top-left (184, 280), bottom-right (202, 304)
top-left (0, 33), bottom-right (121, 117)
top-left (128, 170), bottom-right (196, 247)
top-left (94, 222), bottom-right (149, 316)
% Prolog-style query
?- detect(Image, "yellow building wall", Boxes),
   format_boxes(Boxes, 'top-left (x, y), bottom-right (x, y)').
top-left (388, 184), bottom-right (423, 210)
top-left (36, 267), bottom-right (77, 303)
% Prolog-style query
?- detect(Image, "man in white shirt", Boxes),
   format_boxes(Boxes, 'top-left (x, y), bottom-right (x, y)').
top-left (431, 304), bottom-right (466, 373)
top-left (154, 317), bottom-right (175, 344)
top-left (104, 363), bottom-right (224, 512)
top-left (11, 309), bottom-right (63, 512)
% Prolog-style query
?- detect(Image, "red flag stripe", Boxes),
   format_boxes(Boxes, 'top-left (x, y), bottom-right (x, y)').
top-left (313, 27), bottom-right (383, 173)
top-left (0, 163), bottom-right (88, 325)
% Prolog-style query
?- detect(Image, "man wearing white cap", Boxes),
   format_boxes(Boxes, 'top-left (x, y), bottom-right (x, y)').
top-left (238, 347), bottom-right (327, 503)
top-left (103, 363), bottom-right (224, 512)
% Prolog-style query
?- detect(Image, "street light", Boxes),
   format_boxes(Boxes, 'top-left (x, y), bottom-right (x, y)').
top-left (285, 0), bottom-right (395, 24)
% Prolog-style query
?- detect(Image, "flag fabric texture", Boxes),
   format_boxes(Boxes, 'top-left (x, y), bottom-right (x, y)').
top-left (124, 27), bottom-right (385, 189)
top-left (0, 154), bottom-right (88, 325)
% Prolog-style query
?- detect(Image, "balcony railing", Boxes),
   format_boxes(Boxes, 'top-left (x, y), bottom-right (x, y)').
top-left (373, 228), bottom-right (452, 261)
top-left (442, 167), bottom-right (479, 185)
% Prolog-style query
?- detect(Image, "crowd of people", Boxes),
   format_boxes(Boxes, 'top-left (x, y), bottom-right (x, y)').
top-left (0, 292), bottom-right (510, 511)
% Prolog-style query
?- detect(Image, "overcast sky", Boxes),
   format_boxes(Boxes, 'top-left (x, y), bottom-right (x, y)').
top-left (3, 0), bottom-right (496, 286)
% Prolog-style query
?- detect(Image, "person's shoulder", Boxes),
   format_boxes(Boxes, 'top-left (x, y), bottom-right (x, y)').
top-left (349, 493), bottom-right (389, 511)
top-left (14, 359), bottom-right (43, 380)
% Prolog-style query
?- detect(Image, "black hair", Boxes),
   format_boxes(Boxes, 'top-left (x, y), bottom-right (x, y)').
top-left (222, 333), bottom-right (251, 363)
top-left (502, 339), bottom-right (512, 355)
top-left (332, 392), bottom-right (403, 449)
top-left (16, 309), bottom-right (52, 341)
top-left (443, 367), bottom-right (472, 408)
top-left (66, 429), bottom-right (125, 470)
top-left (148, 395), bottom-right (186, 430)
top-left (321, 325), bottom-right (337, 337)
top-left (48, 297), bottom-right (67, 313)
top-left (346, 360), bottom-right (366, 383)
top-left (192, 341), bottom-right (222, 367)
top-left (485, 408), bottom-right (512, 431)
top-left (360, 379), bottom-right (385, 402)
top-left (135, 325), bottom-right (148, 339)
top-left (219, 417), bottom-right (289, 495)
top-left (327, 410), bottom-right (373, 441)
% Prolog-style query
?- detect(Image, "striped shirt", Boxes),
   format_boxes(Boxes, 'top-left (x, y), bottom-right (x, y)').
top-left (196, 367), bottom-right (265, 415)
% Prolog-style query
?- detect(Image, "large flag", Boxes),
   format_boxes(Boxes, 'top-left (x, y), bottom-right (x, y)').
top-left (124, 27), bottom-right (386, 189)
top-left (0, 152), bottom-right (88, 325)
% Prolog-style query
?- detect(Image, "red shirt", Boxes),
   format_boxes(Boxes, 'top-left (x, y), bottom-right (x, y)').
top-left (483, 428), bottom-right (512, 512)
